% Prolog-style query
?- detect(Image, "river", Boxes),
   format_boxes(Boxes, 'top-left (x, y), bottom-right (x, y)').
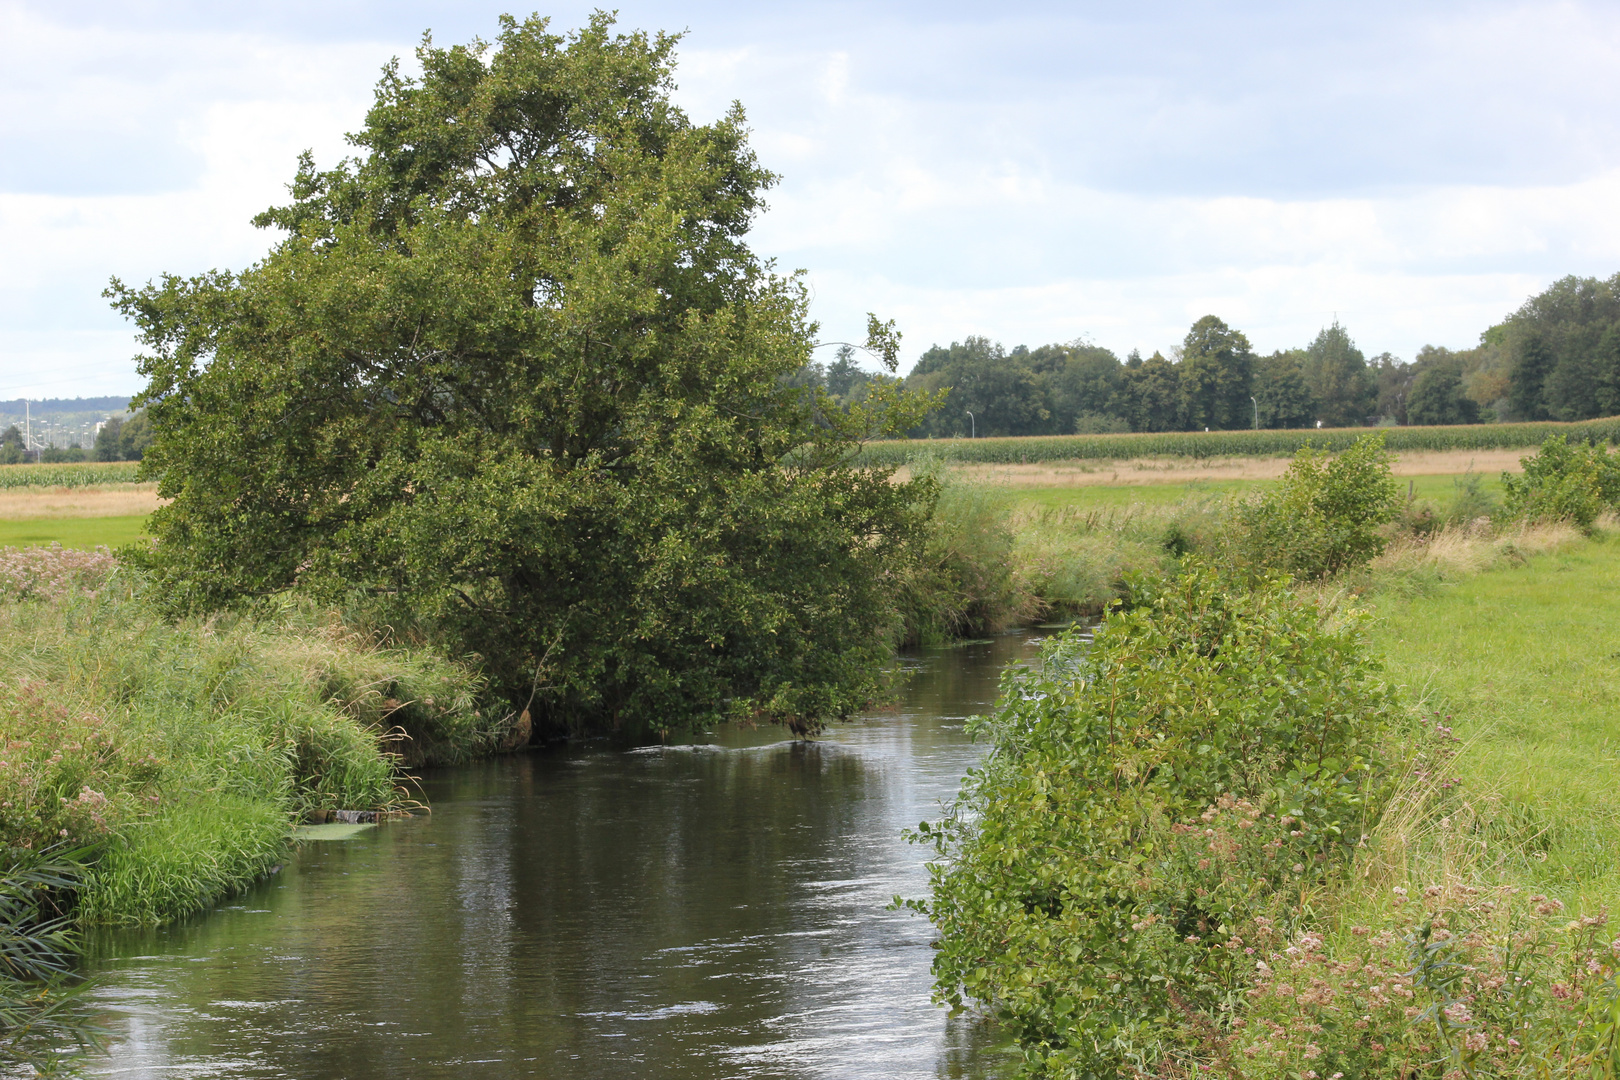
top-left (83, 631), bottom-right (1062, 1079)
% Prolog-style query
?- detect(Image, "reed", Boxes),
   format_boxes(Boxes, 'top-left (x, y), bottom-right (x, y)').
top-left (0, 547), bottom-right (501, 925)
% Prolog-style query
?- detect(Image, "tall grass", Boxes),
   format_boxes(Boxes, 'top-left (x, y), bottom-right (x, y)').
top-left (894, 466), bottom-right (1225, 643)
top-left (0, 848), bottom-right (103, 1074)
top-left (859, 416), bottom-right (1620, 466)
top-left (0, 547), bottom-right (501, 925)
top-left (0, 463), bottom-right (141, 489)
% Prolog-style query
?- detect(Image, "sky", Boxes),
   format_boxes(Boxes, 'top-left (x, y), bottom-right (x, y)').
top-left (4, 0), bottom-right (1620, 398)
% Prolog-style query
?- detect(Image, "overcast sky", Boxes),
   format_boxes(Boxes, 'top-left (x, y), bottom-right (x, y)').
top-left (4, 0), bottom-right (1620, 398)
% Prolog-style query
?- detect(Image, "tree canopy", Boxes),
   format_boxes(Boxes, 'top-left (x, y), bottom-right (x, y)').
top-left (1500, 273), bottom-right (1620, 422)
top-left (110, 14), bottom-right (933, 739)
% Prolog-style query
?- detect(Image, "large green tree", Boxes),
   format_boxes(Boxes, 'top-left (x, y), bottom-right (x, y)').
top-left (1302, 321), bottom-right (1376, 427)
top-left (109, 15), bottom-right (932, 740)
top-left (1502, 274), bottom-right (1620, 421)
top-left (1253, 349), bottom-right (1315, 428)
top-left (1118, 350), bottom-right (1181, 432)
top-left (1406, 359), bottom-right (1479, 425)
top-left (1177, 315), bottom-right (1254, 430)
top-left (907, 337), bottom-right (1049, 437)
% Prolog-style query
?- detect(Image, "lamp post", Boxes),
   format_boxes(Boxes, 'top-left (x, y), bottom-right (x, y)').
top-left (1251, 396), bottom-right (1258, 430)
top-left (965, 410), bottom-right (975, 439)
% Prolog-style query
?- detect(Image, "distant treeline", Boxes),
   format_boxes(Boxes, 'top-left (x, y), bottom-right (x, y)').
top-left (1, 412), bottom-right (150, 465)
top-left (0, 396), bottom-right (131, 414)
top-left (797, 273), bottom-right (1620, 437)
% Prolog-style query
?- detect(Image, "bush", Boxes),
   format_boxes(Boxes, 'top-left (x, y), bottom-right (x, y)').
top-left (1499, 435), bottom-right (1620, 530)
top-left (1229, 431), bottom-right (1402, 578)
top-left (909, 568), bottom-right (1398, 1078)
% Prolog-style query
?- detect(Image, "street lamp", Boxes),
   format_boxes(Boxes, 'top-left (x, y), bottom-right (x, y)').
top-left (965, 410), bottom-right (975, 438)
top-left (1251, 396), bottom-right (1258, 430)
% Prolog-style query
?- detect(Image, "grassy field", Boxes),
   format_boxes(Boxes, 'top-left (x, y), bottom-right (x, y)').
top-left (1370, 532), bottom-right (1620, 909)
top-left (1004, 471), bottom-right (1509, 512)
top-left (0, 514), bottom-right (148, 549)
top-left (859, 416), bottom-right (1620, 465)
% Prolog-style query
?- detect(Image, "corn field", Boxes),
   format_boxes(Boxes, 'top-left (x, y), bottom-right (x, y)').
top-left (857, 417), bottom-right (1620, 465)
top-left (0, 461), bottom-right (141, 488)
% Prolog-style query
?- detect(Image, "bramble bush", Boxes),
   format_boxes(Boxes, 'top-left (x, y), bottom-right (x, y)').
top-left (1500, 435), bottom-right (1620, 530)
top-left (907, 568), bottom-right (1401, 1078)
top-left (1228, 431), bottom-right (1403, 579)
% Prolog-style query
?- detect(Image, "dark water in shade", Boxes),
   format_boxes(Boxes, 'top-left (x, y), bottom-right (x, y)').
top-left (82, 632), bottom-right (1060, 1079)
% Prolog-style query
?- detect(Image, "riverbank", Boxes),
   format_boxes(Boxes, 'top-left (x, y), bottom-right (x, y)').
top-left (1368, 529), bottom-right (1620, 906)
top-left (0, 548), bottom-right (505, 926)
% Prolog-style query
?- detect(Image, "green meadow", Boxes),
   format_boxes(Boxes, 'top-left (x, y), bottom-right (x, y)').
top-left (0, 514), bottom-right (148, 549)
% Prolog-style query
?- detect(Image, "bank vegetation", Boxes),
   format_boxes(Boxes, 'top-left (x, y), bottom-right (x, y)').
top-left (906, 434), bottom-right (1620, 1078)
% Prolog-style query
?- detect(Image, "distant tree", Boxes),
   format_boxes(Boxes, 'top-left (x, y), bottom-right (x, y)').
top-left (1118, 350), bottom-right (1181, 432)
top-left (1302, 321), bottom-right (1375, 427)
top-left (0, 425), bottom-right (23, 465)
top-left (1501, 274), bottom-right (1620, 421)
top-left (93, 418), bottom-right (123, 461)
top-left (40, 445), bottom-right (87, 463)
top-left (825, 345), bottom-right (868, 400)
top-left (1044, 344), bottom-right (1124, 433)
top-left (907, 337), bottom-right (1048, 437)
top-left (1177, 316), bottom-right (1254, 430)
top-left (1406, 361), bottom-right (1480, 425)
top-left (1372, 352), bottom-right (1414, 425)
top-left (1253, 350), bottom-right (1315, 428)
top-left (119, 411), bottom-right (153, 460)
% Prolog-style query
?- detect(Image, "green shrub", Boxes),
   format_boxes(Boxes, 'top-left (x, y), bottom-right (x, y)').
top-left (1499, 435), bottom-right (1620, 530)
top-left (909, 568), bottom-right (1398, 1078)
top-left (896, 466), bottom-right (1027, 644)
top-left (1229, 432), bottom-right (1402, 578)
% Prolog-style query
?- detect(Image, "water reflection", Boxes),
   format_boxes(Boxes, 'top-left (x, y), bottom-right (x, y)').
top-left (86, 632), bottom-right (1057, 1079)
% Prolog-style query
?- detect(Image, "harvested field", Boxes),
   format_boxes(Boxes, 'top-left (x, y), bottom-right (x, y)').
top-left (0, 483), bottom-right (163, 519)
top-left (901, 447), bottom-right (1527, 487)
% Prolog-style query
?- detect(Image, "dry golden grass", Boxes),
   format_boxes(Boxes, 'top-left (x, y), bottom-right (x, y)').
top-left (1371, 519), bottom-right (1587, 580)
top-left (0, 483), bottom-right (163, 520)
top-left (912, 447), bottom-right (1529, 488)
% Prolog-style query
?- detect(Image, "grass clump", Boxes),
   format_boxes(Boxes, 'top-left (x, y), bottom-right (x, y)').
top-left (0, 546), bottom-right (498, 925)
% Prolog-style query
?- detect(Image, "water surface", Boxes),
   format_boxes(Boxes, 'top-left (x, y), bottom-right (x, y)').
top-left (86, 632), bottom-right (1056, 1079)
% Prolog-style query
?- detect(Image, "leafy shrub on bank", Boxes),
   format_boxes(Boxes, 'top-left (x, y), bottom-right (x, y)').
top-left (898, 468), bottom-right (1028, 644)
top-left (909, 569), bottom-right (1399, 1078)
top-left (1499, 435), bottom-right (1620, 530)
top-left (1228, 432), bottom-right (1402, 579)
